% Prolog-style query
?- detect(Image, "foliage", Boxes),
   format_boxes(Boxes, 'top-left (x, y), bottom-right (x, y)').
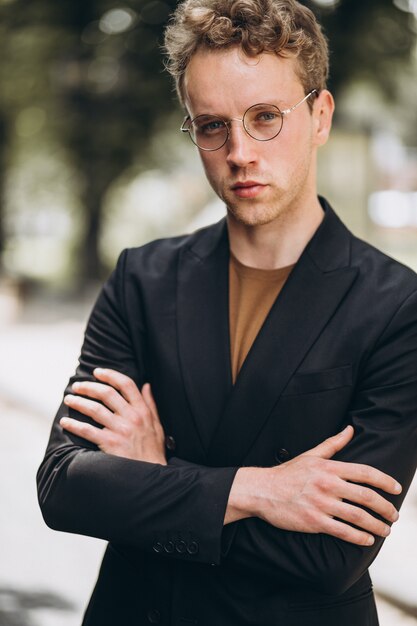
top-left (0, 0), bottom-right (416, 283)
top-left (305, 0), bottom-right (417, 100)
top-left (0, 0), bottom-right (179, 282)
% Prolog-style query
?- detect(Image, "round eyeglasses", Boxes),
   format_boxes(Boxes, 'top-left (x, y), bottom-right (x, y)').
top-left (180, 90), bottom-right (318, 151)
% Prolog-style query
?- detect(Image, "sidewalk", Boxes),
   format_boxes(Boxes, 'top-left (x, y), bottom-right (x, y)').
top-left (0, 301), bottom-right (416, 625)
top-left (0, 396), bottom-right (104, 626)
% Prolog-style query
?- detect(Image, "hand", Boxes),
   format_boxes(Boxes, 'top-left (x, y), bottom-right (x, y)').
top-left (225, 426), bottom-right (402, 546)
top-left (60, 369), bottom-right (167, 465)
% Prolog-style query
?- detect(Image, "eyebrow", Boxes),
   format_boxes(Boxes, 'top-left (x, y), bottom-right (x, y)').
top-left (190, 99), bottom-right (288, 118)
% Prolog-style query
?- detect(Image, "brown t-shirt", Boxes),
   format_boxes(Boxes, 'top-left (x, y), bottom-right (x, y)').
top-left (229, 252), bottom-right (294, 384)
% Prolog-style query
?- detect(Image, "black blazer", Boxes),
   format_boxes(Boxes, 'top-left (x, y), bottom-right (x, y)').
top-left (37, 200), bottom-right (417, 626)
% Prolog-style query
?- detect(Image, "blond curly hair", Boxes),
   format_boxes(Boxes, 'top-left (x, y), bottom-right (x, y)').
top-left (164, 0), bottom-right (329, 108)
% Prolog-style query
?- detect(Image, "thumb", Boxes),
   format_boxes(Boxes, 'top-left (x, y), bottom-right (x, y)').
top-left (141, 383), bottom-right (161, 422)
top-left (303, 425), bottom-right (354, 460)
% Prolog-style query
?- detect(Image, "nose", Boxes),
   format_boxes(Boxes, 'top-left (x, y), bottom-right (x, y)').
top-left (225, 120), bottom-right (258, 168)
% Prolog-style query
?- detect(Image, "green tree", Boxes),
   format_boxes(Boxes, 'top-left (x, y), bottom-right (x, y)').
top-left (305, 0), bottom-right (416, 100)
top-left (0, 0), bottom-right (415, 283)
top-left (43, 0), bottom-right (180, 283)
top-left (0, 0), bottom-right (179, 283)
top-left (0, 2), bottom-right (63, 277)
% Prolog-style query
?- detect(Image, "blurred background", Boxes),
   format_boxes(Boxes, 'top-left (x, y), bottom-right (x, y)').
top-left (0, 0), bottom-right (417, 624)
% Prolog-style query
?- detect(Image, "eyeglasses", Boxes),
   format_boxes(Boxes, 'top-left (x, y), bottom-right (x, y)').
top-left (180, 89), bottom-right (318, 151)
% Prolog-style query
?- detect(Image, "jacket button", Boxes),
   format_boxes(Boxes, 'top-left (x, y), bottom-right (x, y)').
top-left (175, 540), bottom-right (187, 554)
top-left (187, 541), bottom-right (199, 555)
top-left (274, 448), bottom-right (291, 464)
top-left (165, 435), bottom-right (176, 451)
top-left (152, 542), bottom-right (164, 554)
top-left (164, 541), bottom-right (175, 554)
top-left (147, 608), bottom-right (161, 623)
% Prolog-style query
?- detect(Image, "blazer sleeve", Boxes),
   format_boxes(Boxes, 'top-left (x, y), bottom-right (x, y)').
top-left (215, 288), bottom-right (417, 595)
top-left (36, 249), bottom-right (238, 566)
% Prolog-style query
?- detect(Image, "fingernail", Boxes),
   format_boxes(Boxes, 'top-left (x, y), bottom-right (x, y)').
top-left (72, 382), bottom-right (81, 390)
top-left (64, 395), bottom-right (73, 404)
top-left (394, 482), bottom-right (402, 494)
top-left (60, 417), bottom-right (69, 426)
top-left (392, 510), bottom-right (399, 522)
top-left (366, 536), bottom-right (375, 546)
top-left (94, 368), bottom-right (104, 375)
top-left (382, 526), bottom-right (391, 537)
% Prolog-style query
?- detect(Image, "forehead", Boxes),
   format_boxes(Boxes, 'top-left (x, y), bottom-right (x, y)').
top-left (183, 46), bottom-right (303, 116)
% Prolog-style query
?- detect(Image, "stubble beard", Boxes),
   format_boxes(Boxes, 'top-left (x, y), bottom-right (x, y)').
top-left (223, 187), bottom-right (296, 228)
top-left (223, 157), bottom-right (316, 228)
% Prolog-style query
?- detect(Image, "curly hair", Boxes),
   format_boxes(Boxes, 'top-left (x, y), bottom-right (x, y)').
top-left (164, 0), bottom-right (329, 108)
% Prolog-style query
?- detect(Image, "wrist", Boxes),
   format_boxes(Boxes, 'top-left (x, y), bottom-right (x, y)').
top-left (224, 466), bottom-right (271, 524)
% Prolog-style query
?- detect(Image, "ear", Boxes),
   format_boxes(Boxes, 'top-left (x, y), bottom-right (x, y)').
top-left (312, 89), bottom-right (335, 147)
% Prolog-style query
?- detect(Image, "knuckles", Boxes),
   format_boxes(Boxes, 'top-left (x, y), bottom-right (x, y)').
top-left (358, 486), bottom-right (374, 505)
top-left (101, 385), bottom-right (116, 403)
top-left (122, 378), bottom-right (136, 395)
top-left (117, 422), bottom-right (132, 438)
top-left (348, 506), bottom-right (364, 525)
top-left (314, 475), bottom-right (334, 494)
top-left (302, 507), bottom-right (320, 530)
top-left (105, 431), bottom-right (120, 450)
top-left (130, 408), bottom-right (151, 427)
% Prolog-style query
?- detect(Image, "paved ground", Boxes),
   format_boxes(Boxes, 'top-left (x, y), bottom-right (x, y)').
top-left (0, 397), bottom-right (104, 626)
top-left (0, 293), bottom-right (416, 625)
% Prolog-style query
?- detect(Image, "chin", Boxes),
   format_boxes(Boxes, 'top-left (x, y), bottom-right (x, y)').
top-left (226, 201), bottom-right (285, 227)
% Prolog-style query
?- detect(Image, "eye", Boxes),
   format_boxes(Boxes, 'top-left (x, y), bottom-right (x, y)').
top-left (245, 104), bottom-right (282, 129)
top-left (255, 110), bottom-right (280, 123)
top-left (194, 117), bottom-right (226, 135)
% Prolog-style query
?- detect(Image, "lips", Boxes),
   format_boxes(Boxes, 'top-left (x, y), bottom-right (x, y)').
top-left (231, 180), bottom-right (267, 199)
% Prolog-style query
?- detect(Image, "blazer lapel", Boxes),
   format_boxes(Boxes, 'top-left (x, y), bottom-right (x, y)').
top-left (176, 219), bottom-right (232, 454)
top-left (207, 202), bottom-right (359, 466)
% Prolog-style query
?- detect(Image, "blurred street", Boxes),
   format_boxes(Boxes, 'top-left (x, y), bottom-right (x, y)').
top-left (0, 293), bottom-right (416, 625)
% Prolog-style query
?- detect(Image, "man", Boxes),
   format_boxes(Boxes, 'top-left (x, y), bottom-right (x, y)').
top-left (37, 1), bottom-right (417, 625)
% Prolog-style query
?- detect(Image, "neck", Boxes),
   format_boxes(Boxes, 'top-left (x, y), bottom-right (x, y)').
top-left (227, 196), bottom-right (324, 269)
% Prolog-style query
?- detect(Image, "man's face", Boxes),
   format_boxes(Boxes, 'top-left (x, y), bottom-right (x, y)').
top-left (183, 47), bottom-right (330, 227)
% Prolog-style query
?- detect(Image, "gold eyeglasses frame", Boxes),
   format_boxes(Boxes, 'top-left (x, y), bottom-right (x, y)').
top-left (180, 89), bottom-right (319, 151)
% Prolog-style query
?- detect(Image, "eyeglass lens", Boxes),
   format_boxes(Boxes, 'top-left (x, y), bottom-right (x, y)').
top-left (189, 103), bottom-right (284, 150)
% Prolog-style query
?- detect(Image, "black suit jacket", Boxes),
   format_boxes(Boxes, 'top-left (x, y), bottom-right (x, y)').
top-left (37, 200), bottom-right (417, 626)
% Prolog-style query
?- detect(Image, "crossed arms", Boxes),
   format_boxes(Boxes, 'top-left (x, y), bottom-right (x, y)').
top-left (61, 368), bottom-right (400, 549)
top-left (37, 249), bottom-right (417, 595)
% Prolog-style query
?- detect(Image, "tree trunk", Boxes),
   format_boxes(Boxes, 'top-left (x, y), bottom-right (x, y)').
top-left (78, 183), bottom-right (106, 286)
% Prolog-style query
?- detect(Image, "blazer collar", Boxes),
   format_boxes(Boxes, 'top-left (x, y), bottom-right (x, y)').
top-left (186, 197), bottom-right (353, 269)
top-left (176, 219), bottom-right (232, 454)
top-left (177, 199), bottom-right (358, 463)
top-left (305, 197), bottom-right (352, 272)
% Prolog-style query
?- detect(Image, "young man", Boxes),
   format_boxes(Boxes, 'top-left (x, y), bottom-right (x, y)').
top-left (37, 1), bottom-right (417, 624)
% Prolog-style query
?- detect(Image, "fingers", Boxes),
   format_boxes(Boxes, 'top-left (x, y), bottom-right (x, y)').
top-left (69, 373), bottom-right (161, 428)
top-left (303, 427), bottom-right (402, 497)
top-left (142, 384), bottom-right (166, 448)
top-left (340, 463), bottom-right (402, 496)
top-left (69, 381), bottom-right (126, 414)
top-left (93, 368), bottom-right (143, 407)
top-left (63, 393), bottom-right (115, 428)
top-left (67, 370), bottom-right (153, 424)
top-left (141, 383), bottom-right (160, 422)
top-left (60, 416), bottom-right (104, 446)
top-left (333, 475), bottom-right (399, 523)
top-left (304, 425), bottom-right (354, 460)
top-left (62, 371), bottom-right (166, 463)
top-left (329, 498), bottom-right (392, 539)
top-left (319, 516), bottom-right (377, 547)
